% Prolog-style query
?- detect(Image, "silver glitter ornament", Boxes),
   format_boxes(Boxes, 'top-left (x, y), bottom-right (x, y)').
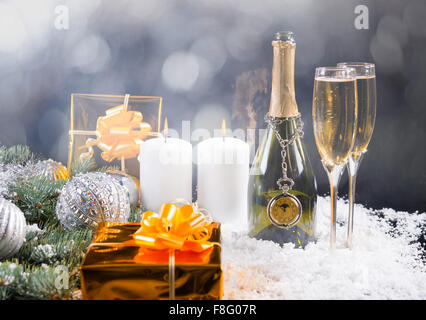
top-left (56, 172), bottom-right (130, 230)
top-left (0, 198), bottom-right (26, 260)
top-left (30, 159), bottom-right (69, 181)
top-left (106, 170), bottom-right (140, 207)
top-left (0, 163), bottom-right (28, 197)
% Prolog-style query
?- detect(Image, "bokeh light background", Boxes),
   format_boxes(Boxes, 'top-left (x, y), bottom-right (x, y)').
top-left (0, 0), bottom-right (425, 212)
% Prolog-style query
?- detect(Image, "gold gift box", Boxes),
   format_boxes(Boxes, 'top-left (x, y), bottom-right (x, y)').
top-left (68, 94), bottom-right (162, 177)
top-left (80, 222), bottom-right (222, 300)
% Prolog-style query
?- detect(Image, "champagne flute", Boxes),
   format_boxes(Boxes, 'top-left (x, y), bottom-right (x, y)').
top-left (337, 62), bottom-right (376, 249)
top-left (312, 67), bottom-right (358, 250)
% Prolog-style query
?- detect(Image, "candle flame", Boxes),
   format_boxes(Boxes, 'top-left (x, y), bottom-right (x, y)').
top-left (221, 119), bottom-right (226, 136)
top-left (164, 117), bottom-right (168, 137)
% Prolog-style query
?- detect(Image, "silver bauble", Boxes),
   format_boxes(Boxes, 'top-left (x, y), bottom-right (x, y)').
top-left (0, 198), bottom-right (26, 260)
top-left (106, 170), bottom-right (139, 207)
top-left (56, 172), bottom-right (130, 231)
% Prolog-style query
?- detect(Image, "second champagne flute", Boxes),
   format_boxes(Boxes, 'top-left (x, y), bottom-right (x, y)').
top-left (312, 67), bottom-right (358, 250)
top-left (337, 62), bottom-right (377, 249)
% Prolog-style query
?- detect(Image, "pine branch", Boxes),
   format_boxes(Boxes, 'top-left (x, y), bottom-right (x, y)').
top-left (128, 205), bottom-right (144, 222)
top-left (0, 261), bottom-right (80, 300)
top-left (0, 145), bottom-right (36, 166)
top-left (19, 224), bottom-right (92, 267)
top-left (97, 164), bottom-right (121, 173)
top-left (1, 224), bottom-right (92, 300)
top-left (8, 176), bottom-right (64, 226)
top-left (70, 157), bottom-right (96, 177)
top-left (25, 224), bottom-right (44, 242)
top-left (0, 262), bottom-right (27, 300)
top-left (22, 264), bottom-right (70, 300)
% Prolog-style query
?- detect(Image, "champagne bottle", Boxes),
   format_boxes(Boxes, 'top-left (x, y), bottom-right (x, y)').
top-left (248, 31), bottom-right (317, 247)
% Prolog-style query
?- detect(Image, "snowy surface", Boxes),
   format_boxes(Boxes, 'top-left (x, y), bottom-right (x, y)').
top-left (222, 197), bottom-right (426, 300)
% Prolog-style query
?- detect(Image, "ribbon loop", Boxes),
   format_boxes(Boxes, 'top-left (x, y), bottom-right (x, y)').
top-left (80, 99), bottom-right (152, 162)
top-left (132, 203), bottom-right (216, 252)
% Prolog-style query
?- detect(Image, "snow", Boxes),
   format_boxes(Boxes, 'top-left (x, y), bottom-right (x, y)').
top-left (222, 196), bottom-right (426, 300)
top-left (34, 245), bottom-right (55, 259)
top-left (25, 224), bottom-right (44, 241)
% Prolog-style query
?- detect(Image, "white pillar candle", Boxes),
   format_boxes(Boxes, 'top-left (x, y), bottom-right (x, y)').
top-left (139, 137), bottom-right (192, 212)
top-left (197, 137), bottom-right (249, 229)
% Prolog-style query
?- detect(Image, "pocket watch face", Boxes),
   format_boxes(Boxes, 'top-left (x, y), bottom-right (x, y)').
top-left (267, 193), bottom-right (302, 229)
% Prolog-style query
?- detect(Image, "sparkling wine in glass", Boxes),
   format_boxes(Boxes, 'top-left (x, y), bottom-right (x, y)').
top-left (312, 67), bottom-right (358, 250)
top-left (337, 62), bottom-right (376, 249)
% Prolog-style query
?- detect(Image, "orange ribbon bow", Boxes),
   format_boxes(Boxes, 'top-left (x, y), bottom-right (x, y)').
top-left (132, 203), bottom-right (216, 252)
top-left (81, 104), bottom-right (152, 162)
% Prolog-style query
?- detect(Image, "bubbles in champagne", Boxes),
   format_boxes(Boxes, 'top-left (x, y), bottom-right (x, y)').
top-left (352, 76), bottom-right (377, 156)
top-left (313, 77), bottom-right (358, 165)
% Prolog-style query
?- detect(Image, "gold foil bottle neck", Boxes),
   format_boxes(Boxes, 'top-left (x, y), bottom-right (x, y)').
top-left (269, 32), bottom-right (298, 118)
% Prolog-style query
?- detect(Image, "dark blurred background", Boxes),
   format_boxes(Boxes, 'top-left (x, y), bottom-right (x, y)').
top-left (0, 0), bottom-right (425, 212)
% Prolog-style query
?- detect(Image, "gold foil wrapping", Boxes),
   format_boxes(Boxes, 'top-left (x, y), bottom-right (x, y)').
top-left (269, 40), bottom-right (298, 118)
top-left (80, 222), bottom-right (222, 300)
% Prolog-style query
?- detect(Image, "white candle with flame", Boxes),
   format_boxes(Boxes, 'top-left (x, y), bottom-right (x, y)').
top-left (139, 118), bottom-right (192, 211)
top-left (196, 120), bottom-right (249, 229)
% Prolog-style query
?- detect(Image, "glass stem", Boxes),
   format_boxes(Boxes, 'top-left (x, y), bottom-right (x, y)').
top-left (346, 152), bottom-right (365, 249)
top-left (322, 161), bottom-right (345, 251)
